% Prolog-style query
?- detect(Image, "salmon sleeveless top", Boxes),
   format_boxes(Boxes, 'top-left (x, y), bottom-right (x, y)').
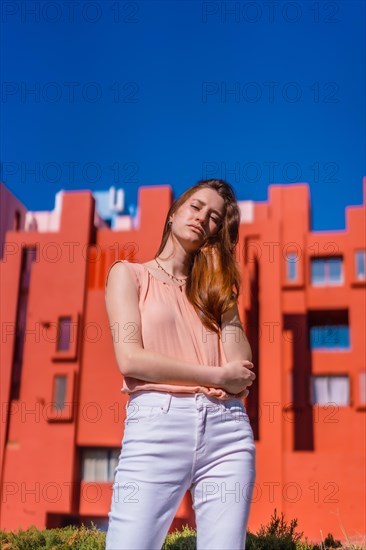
top-left (105, 260), bottom-right (235, 400)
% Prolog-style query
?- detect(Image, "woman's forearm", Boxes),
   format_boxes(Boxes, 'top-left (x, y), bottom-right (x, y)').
top-left (120, 348), bottom-right (224, 388)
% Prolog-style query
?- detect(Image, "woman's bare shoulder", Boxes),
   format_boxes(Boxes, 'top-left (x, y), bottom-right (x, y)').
top-left (105, 260), bottom-right (140, 289)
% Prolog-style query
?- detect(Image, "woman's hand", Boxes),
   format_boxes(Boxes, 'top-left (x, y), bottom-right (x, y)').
top-left (233, 388), bottom-right (250, 399)
top-left (219, 359), bottom-right (256, 395)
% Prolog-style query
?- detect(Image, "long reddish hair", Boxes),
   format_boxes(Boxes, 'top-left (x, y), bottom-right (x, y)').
top-left (155, 179), bottom-right (242, 335)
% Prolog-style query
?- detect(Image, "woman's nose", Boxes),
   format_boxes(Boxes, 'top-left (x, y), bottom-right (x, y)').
top-left (195, 212), bottom-right (206, 224)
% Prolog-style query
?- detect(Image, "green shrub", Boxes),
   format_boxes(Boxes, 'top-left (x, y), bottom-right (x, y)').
top-left (0, 511), bottom-right (362, 549)
top-left (312, 533), bottom-right (343, 549)
top-left (246, 508), bottom-right (304, 550)
top-left (162, 524), bottom-right (196, 549)
top-left (0, 523), bottom-right (105, 549)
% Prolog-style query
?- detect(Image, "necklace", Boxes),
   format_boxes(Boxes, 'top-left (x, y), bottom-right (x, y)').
top-left (154, 258), bottom-right (188, 284)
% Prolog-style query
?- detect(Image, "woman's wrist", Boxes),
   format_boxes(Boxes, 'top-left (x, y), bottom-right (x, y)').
top-left (210, 366), bottom-right (225, 388)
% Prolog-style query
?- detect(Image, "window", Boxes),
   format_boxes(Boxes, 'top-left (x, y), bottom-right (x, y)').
top-left (57, 316), bottom-right (73, 352)
top-left (52, 313), bottom-right (79, 361)
top-left (81, 449), bottom-right (120, 482)
top-left (286, 252), bottom-right (298, 281)
top-left (310, 325), bottom-right (350, 350)
top-left (310, 256), bottom-right (343, 286)
top-left (308, 309), bottom-right (350, 350)
top-left (355, 250), bottom-right (365, 280)
top-left (10, 246), bottom-right (38, 399)
top-left (310, 375), bottom-right (350, 405)
top-left (53, 375), bottom-right (67, 411)
top-left (48, 372), bottom-right (75, 421)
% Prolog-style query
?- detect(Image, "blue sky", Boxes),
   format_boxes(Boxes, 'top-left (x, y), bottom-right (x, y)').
top-left (1, 0), bottom-right (365, 230)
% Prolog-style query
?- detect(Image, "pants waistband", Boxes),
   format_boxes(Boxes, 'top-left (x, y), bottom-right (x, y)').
top-left (127, 391), bottom-right (243, 414)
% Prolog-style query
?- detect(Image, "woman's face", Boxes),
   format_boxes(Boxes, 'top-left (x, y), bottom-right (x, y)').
top-left (170, 187), bottom-right (226, 251)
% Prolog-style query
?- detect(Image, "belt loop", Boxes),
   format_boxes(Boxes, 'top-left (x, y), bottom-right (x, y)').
top-left (161, 393), bottom-right (172, 413)
top-left (195, 392), bottom-right (203, 410)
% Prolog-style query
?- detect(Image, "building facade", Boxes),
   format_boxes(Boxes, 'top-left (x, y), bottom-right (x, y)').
top-left (0, 179), bottom-right (365, 543)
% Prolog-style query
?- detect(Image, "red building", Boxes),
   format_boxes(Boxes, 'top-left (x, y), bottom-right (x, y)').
top-left (0, 179), bottom-right (365, 544)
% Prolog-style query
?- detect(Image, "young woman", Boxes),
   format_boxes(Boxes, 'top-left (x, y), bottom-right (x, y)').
top-left (104, 179), bottom-right (256, 550)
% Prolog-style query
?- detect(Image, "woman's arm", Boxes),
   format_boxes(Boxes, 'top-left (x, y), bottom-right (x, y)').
top-left (220, 302), bottom-right (254, 398)
top-left (221, 302), bottom-right (252, 363)
top-left (105, 262), bottom-right (224, 388)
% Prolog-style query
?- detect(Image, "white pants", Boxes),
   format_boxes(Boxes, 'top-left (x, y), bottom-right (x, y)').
top-left (106, 391), bottom-right (256, 550)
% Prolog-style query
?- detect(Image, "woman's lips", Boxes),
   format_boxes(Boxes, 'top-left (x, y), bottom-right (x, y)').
top-left (188, 225), bottom-right (203, 235)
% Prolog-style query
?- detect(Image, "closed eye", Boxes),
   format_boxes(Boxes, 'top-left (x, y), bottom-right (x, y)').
top-left (191, 204), bottom-right (220, 223)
